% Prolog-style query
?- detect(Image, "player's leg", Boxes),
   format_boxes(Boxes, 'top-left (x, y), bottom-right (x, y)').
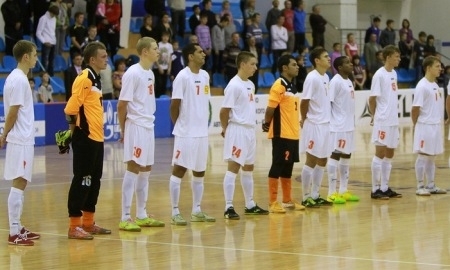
top-left (338, 153), bottom-right (359, 201)
top-left (268, 138), bottom-right (285, 213)
top-left (326, 151), bottom-right (345, 204)
top-left (424, 125), bottom-right (446, 194)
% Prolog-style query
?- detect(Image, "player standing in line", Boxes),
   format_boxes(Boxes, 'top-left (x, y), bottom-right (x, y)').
top-left (326, 56), bottom-right (360, 204)
top-left (2, 40), bottom-right (40, 246)
top-left (413, 56), bottom-right (447, 196)
top-left (298, 47), bottom-right (333, 208)
top-left (369, 45), bottom-right (402, 200)
top-left (169, 43), bottom-right (216, 226)
top-left (117, 37), bottom-right (166, 232)
top-left (221, 51), bottom-right (269, 220)
top-left (263, 54), bottom-right (305, 213)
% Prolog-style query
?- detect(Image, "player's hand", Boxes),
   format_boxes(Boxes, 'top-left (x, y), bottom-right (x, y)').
top-left (445, 118), bottom-right (449, 125)
top-left (299, 119), bottom-right (304, 128)
top-left (221, 129), bottom-right (226, 138)
top-left (262, 121), bottom-right (269, 132)
top-left (118, 131), bottom-right (124, 143)
top-left (0, 134), bottom-right (6, 148)
top-left (370, 118), bottom-right (374, 126)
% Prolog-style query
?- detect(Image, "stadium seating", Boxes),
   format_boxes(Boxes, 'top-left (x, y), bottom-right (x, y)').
top-left (50, 76), bottom-right (65, 94)
top-left (0, 77), bottom-right (6, 96)
top-left (259, 54), bottom-right (271, 69)
top-left (263, 71), bottom-right (275, 88)
top-left (212, 73), bottom-right (226, 88)
top-left (54, 55), bottom-right (68, 72)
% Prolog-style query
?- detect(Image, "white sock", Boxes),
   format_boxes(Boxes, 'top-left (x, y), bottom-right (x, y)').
top-left (424, 156), bottom-right (436, 188)
top-left (311, 165), bottom-right (325, 199)
top-left (371, 156), bottom-right (382, 192)
top-left (223, 171), bottom-right (237, 210)
top-left (8, 187), bottom-right (23, 236)
top-left (339, 158), bottom-right (350, 193)
top-left (301, 165), bottom-right (314, 201)
top-left (415, 155), bottom-right (426, 188)
top-left (136, 171), bottom-right (150, 219)
top-left (121, 170), bottom-right (138, 221)
top-left (381, 158), bottom-right (392, 192)
top-left (191, 176), bottom-right (204, 214)
top-left (327, 158), bottom-right (338, 196)
top-left (18, 194), bottom-right (24, 231)
top-left (240, 170), bottom-right (256, 209)
top-left (170, 175), bottom-right (182, 216)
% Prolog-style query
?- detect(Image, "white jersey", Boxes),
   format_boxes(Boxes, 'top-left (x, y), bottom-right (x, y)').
top-left (370, 67), bottom-right (399, 126)
top-left (172, 67), bottom-right (211, 137)
top-left (302, 69), bottom-right (330, 124)
top-left (412, 78), bottom-right (443, 124)
top-left (222, 75), bottom-right (256, 127)
top-left (329, 74), bottom-right (355, 132)
top-left (119, 63), bottom-right (156, 128)
top-left (3, 68), bottom-right (35, 145)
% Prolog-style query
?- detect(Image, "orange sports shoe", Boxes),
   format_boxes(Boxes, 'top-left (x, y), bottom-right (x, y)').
top-left (68, 227), bottom-right (94, 240)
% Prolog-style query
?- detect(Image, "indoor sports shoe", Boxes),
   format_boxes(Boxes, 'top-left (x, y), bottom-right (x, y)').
top-left (20, 227), bottom-right (40, 240)
top-left (314, 196), bottom-right (333, 206)
top-left (416, 187), bottom-right (431, 196)
top-left (82, 223), bottom-right (111, 235)
top-left (136, 217), bottom-right (166, 227)
top-left (383, 188), bottom-right (402, 198)
top-left (371, 189), bottom-right (389, 200)
top-left (301, 197), bottom-right (320, 208)
top-left (119, 219), bottom-right (141, 232)
top-left (282, 200), bottom-right (306, 210)
top-left (191, 212), bottom-right (216, 222)
top-left (269, 201), bottom-right (286, 213)
top-left (8, 233), bottom-right (34, 246)
top-left (68, 227), bottom-right (94, 240)
top-left (326, 193), bottom-right (346, 204)
top-left (426, 186), bottom-right (447, 194)
top-left (245, 204), bottom-right (269, 215)
top-left (224, 207), bottom-right (240, 220)
top-left (340, 191), bottom-right (360, 202)
top-left (171, 214), bottom-right (187, 226)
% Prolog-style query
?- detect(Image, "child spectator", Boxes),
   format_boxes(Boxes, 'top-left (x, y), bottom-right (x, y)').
top-left (195, 13), bottom-right (212, 69)
top-left (28, 78), bottom-right (39, 104)
top-left (96, 0), bottom-right (106, 17)
top-left (295, 53), bottom-right (307, 93)
top-left (155, 31), bottom-right (173, 97)
top-left (212, 15), bottom-right (230, 74)
top-left (112, 58), bottom-right (127, 99)
top-left (330, 42), bottom-right (342, 75)
top-left (38, 72), bottom-right (54, 103)
top-left (170, 40), bottom-right (184, 82)
top-left (352, 55), bottom-right (366, 90)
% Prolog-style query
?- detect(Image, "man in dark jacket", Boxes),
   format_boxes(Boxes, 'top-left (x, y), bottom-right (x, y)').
top-left (1, 0), bottom-right (23, 55)
top-left (309, 4), bottom-right (327, 49)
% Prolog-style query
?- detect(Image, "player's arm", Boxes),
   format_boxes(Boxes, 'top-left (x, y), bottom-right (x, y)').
top-left (64, 76), bottom-right (89, 133)
top-left (220, 107), bottom-right (231, 137)
top-left (446, 95), bottom-right (450, 124)
top-left (264, 84), bottom-right (282, 131)
top-left (170, 99), bottom-right (181, 124)
top-left (117, 100), bottom-right (128, 142)
top-left (368, 96), bottom-right (377, 124)
top-left (411, 106), bottom-right (420, 126)
top-left (299, 99), bottom-right (309, 128)
top-left (0, 105), bottom-right (19, 148)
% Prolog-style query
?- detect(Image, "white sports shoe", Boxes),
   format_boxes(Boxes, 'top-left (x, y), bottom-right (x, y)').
top-left (426, 186), bottom-right (447, 194)
top-left (416, 187), bottom-right (430, 196)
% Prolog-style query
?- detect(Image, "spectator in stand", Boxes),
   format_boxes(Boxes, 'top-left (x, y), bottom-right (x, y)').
top-left (364, 17), bottom-right (381, 44)
top-left (424, 35), bottom-right (436, 58)
top-left (69, 12), bottom-right (88, 60)
top-left (85, 0), bottom-right (97, 26)
top-left (80, 25), bottom-right (99, 52)
top-left (352, 55), bottom-right (366, 90)
top-left (170, 40), bottom-right (184, 83)
top-left (144, 0), bottom-right (165, 28)
top-left (169, 0), bottom-right (186, 39)
top-left (220, 1), bottom-right (233, 24)
top-left (140, 14), bottom-right (158, 40)
top-left (189, 5), bottom-right (201, 35)
top-left (196, 13), bottom-right (212, 69)
top-left (100, 62), bottom-right (114, 100)
top-left (221, 1), bottom-right (236, 47)
top-left (31, 0), bottom-right (50, 39)
top-left (223, 32), bottom-right (242, 82)
top-left (113, 58), bottom-right (126, 99)
top-left (202, 0), bottom-right (217, 30)
top-left (245, 35), bottom-right (261, 93)
top-left (265, 0), bottom-right (280, 35)
top-left (1, 0), bottom-right (23, 56)
top-left (270, 14), bottom-right (288, 74)
top-left (364, 33), bottom-right (383, 83)
top-left (379, 19), bottom-right (396, 48)
top-left (295, 53), bottom-right (307, 92)
top-left (344, 33), bottom-right (359, 61)
top-left (155, 31), bottom-right (174, 97)
top-left (330, 42), bottom-right (342, 75)
top-left (212, 15), bottom-right (230, 74)
top-left (294, 1), bottom-right (306, 54)
top-left (50, 0), bottom-right (69, 55)
top-left (96, 0), bottom-right (106, 18)
top-left (309, 4), bottom-right (327, 49)
top-left (29, 78), bottom-right (39, 104)
top-left (64, 52), bottom-right (85, 101)
top-left (243, 0), bottom-right (255, 34)
top-left (246, 13), bottom-right (264, 51)
top-left (36, 5), bottom-right (59, 77)
top-left (282, 1), bottom-right (295, 53)
top-left (413, 31), bottom-right (427, 82)
top-left (38, 72), bottom-right (54, 103)
top-left (155, 12), bottom-right (173, 43)
top-left (399, 19), bottom-right (414, 46)
top-left (398, 32), bottom-right (412, 70)
top-left (189, 35), bottom-right (199, 44)
top-left (98, 0), bottom-right (121, 58)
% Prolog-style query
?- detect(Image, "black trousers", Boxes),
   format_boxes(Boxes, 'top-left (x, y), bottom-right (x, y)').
top-left (67, 127), bottom-right (104, 217)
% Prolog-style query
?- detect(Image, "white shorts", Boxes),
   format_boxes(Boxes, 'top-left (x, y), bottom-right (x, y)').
top-left (4, 143), bottom-right (34, 182)
top-left (172, 136), bottom-right (208, 171)
top-left (299, 120), bottom-right (331, 158)
top-left (223, 123), bottom-right (256, 166)
top-left (413, 123), bottom-right (443, 155)
top-left (123, 121), bottom-right (155, 166)
top-left (330, 131), bottom-right (355, 155)
top-left (371, 124), bottom-right (399, 148)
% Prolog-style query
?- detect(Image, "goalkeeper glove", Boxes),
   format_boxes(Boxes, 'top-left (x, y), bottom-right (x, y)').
top-left (55, 130), bottom-right (72, 154)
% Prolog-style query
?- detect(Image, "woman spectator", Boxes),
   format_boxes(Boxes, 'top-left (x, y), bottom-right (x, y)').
top-left (38, 72), bottom-right (54, 103)
top-left (155, 12), bottom-right (173, 43)
top-left (112, 58), bottom-right (127, 99)
top-left (398, 32), bottom-right (413, 69)
top-left (344, 33), bottom-right (359, 61)
top-left (399, 19), bottom-right (414, 45)
top-left (140, 14), bottom-right (158, 40)
top-left (244, 35), bottom-right (261, 93)
top-left (98, 0), bottom-right (121, 58)
top-left (352, 55), bottom-right (366, 90)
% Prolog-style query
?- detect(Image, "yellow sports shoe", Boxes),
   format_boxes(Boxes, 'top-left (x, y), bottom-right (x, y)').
top-left (282, 200), bottom-right (306, 211)
top-left (269, 201), bottom-right (286, 213)
top-left (119, 219), bottom-right (141, 232)
top-left (136, 217), bottom-right (165, 227)
top-left (340, 191), bottom-right (360, 202)
top-left (327, 193), bottom-right (346, 204)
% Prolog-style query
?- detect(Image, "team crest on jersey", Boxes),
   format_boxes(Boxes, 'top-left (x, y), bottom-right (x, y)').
top-left (204, 85), bottom-right (209, 94)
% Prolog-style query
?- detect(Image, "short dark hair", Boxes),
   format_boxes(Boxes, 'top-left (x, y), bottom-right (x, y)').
top-left (382, 45), bottom-right (400, 59)
top-left (422, 56), bottom-right (440, 70)
top-left (48, 5), bottom-right (59, 16)
top-left (418, 31), bottom-right (427, 38)
top-left (333, 56), bottom-right (348, 71)
top-left (12, 40), bottom-right (36, 62)
top-left (277, 54), bottom-right (296, 73)
top-left (114, 58), bottom-right (127, 70)
top-left (83, 42), bottom-right (106, 65)
top-left (373, 17), bottom-right (381, 22)
top-left (309, 47), bottom-right (328, 68)
top-left (182, 43), bottom-right (199, 64)
top-left (386, 19), bottom-right (394, 25)
top-left (74, 12), bottom-right (84, 19)
top-left (236, 51), bottom-right (256, 69)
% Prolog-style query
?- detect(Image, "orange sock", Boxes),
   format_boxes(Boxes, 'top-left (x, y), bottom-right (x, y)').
top-left (269, 178), bottom-right (279, 204)
top-left (280, 178), bottom-right (292, 203)
top-left (69, 217), bottom-right (82, 230)
top-left (82, 211), bottom-right (95, 227)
